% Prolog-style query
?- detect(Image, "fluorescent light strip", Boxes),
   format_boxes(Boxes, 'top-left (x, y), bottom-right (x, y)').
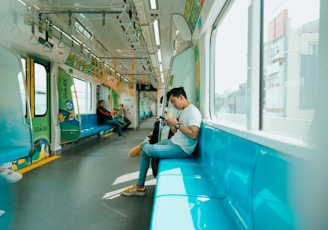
top-left (157, 49), bottom-right (162, 63)
top-left (149, 0), bottom-right (157, 10)
top-left (153, 19), bottom-right (160, 46)
top-left (18, 0), bottom-right (26, 6)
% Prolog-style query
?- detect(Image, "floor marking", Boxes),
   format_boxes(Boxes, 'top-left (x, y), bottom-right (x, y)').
top-left (113, 170), bottom-right (152, 185)
top-left (102, 203), bottom-right (128, 218)
top-left (102, 132), bottom-right (114, 137)
top-left (17, 156), bottom-right (61, 174)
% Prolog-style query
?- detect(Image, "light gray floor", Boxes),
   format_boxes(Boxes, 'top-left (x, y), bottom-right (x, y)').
top-left (1, 117), bottom-right (158, 230)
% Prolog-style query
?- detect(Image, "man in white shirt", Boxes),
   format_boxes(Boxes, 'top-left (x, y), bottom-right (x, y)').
top-left (121, 87), bottom-right (202, 196)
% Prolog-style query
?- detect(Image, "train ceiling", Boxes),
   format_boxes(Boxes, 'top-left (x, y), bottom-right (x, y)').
top-left (12, 0), bottom-right (190, 88)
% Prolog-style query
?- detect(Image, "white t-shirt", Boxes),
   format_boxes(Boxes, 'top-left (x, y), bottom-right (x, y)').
top-left (171, 104), bottom-right (202, 154)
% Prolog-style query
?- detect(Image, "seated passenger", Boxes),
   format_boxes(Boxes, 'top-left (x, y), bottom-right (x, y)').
top-left (96, 100), bottom-right (124, 138)
top-left (121, 87), bottom-right (202, 196)
top-left (119, 104), bottom-right (131, 129)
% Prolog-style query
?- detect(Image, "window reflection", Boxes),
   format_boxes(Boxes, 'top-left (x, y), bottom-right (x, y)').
top-left (72, 77), bottom-right (92, 114)
top-left (19, 58), bottom-right (27, 116)
top-left (262, 0), bottom-right (319, 138)
top-left (34, 62), bottom-right (47, 116)
top-left (213, 0), bottom-right (248, 127)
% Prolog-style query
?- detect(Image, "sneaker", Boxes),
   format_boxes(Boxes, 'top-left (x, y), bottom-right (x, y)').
top-left (128, 143), bottom-right (142, 157)
top-left (118, 135), bottom-right (124, 139)
top-left (0, 168), bottom-right (23, 183)
top-left (128, 137), bottom-right (150, 157)
top-left (121, 184), bottom-right (146, 196)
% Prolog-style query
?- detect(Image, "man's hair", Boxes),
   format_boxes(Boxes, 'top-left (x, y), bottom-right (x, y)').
top-left (98, 100), bottom-right (105, 105)
top-left (169, 87), bottom-right (187, 99)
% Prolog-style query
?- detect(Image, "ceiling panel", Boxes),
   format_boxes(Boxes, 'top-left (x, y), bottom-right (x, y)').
top-left (17, 0), bottom-right (188, 87)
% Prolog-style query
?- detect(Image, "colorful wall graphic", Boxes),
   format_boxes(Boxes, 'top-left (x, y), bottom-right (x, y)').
top-left (58, 68), bottom-right (81, 143)
top-left (184, 0), bottom-right (204, 32)
top-left (194, 43), bottom-right (200, 109)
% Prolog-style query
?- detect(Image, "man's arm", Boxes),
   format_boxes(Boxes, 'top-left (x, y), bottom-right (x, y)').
top-left (175, 124), bottom-right (199, 140)
top-left (166, 118), bottom-right (200, 140)
top-left (98, 107), bottom-right (111, 117)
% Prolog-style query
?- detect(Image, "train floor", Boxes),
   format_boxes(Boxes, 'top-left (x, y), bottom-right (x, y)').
top-left (1, 118), bottom-right (158, 230)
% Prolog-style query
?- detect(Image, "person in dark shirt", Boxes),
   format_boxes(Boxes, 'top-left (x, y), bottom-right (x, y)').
top-left (96, 100), bottom-right (124, 138)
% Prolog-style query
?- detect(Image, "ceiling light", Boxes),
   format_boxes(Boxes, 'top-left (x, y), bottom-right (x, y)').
top-left (157, 49), bottom-right (162, 63)
top-left (153, 19), bottom-right (160, 46)
top-left (17, 0), bottom-right (26, 6)
top-left (149, 0), bottom-right (158, 10)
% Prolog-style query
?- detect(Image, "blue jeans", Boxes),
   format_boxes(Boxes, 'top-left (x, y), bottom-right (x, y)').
top-left (103, 119), bottom-right (122, 136)
top-left (137, 139), bottom-right (188, 186)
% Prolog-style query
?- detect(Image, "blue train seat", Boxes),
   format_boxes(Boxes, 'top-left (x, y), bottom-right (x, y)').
top-left (252, 147), bottom-right (295, 230)
top-left (80, 114), bottom-right (113, 138)
top-left (150, 123), bottom-right (298, 229)
top-left (0, 47), bottom-right (33, 166)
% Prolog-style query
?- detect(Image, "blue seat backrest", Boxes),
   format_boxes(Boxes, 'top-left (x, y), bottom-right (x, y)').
top-left (0, 47), bottom-right (33, 164)
top-left (80, 114), bottom-right (98, 130)
top-left (224, 135), bottom-right (260, 229)
top-left (198, 124), bottom-right (215, 166)
top-left (91, 115), bottom-right (97, 126)
top-left (211, 129), bottom-right (229, 197)
top-left (252, 147), bottom-right (295, 230)
top-left (199, 125), bottom-right (228, 197)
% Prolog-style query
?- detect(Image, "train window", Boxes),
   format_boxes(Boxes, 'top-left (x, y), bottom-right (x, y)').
top-left (261, 0), bottom-right (319, 138)
top-left (34, 62), bottom-right (47, 116)
top-left (72, 77), bottom-right (92, 114)
top-left (212, 0), bottom-right (248, 127)
top-left (20, 58), bottom-right (27, 116)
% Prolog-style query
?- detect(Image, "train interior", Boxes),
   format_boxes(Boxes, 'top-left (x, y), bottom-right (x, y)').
top-left (0, 0), bottom-right (196, 229)
top-left (1, 0), bottom-right (328, 229)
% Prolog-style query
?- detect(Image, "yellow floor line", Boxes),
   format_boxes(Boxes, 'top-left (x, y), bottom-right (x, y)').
top-left (102, 132), bottom-right (114, 137)
top-left (17, 156), bottom-right (61, 174)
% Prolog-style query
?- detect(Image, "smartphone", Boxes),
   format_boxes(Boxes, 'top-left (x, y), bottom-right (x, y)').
top-left (159, 116), bottom-right (166, 119)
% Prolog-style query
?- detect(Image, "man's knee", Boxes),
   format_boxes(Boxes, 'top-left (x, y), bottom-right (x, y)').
top-left (141, 150), bottom-right (152, 160)
top-left (142, 143), bottom-right (155, 157)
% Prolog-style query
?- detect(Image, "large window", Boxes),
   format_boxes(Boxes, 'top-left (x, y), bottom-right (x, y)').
top-left (19, 59), bottom-right (47, 117)
top-left (72, 77), bottom-right (92, 114)
top-left (20, 58), bottom-right (27, 115)
top-left (212, 0), bottom-right (248, 127)
top-left (262, 0), bottom-right (319, 138)
top-left (34, 62), bottom-right (47, 116)
top-left (211, 0), bottom-right (320, 140)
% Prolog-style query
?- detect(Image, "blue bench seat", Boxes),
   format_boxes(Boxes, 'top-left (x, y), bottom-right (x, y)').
top-left (151, 196), bottom-right (242, 230)
top-left (80, 114), bottom-right (113, 139)
top-left (155, 175), bottom-right (224, 198)
top-left (151, 123), bottom-right (296, 230)
top-left (0, 146), bottom-right (31, 164)
top-left (0, 47), bottom-right (33, 166)
top-left (157, 158), bottom-right (206, 177)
